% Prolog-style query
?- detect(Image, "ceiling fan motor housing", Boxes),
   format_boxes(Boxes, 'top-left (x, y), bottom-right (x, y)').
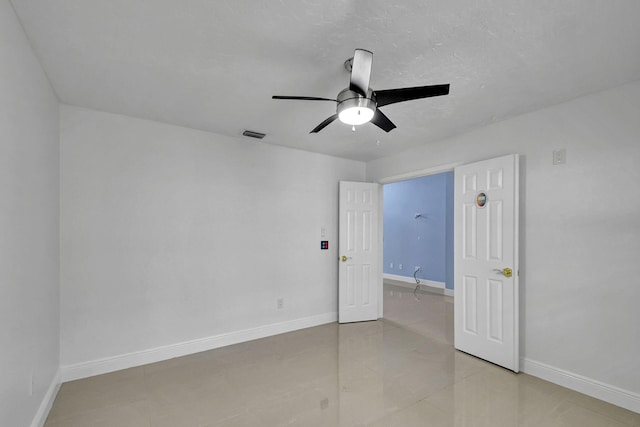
top-left (336, 89), bottom-right (376, 125)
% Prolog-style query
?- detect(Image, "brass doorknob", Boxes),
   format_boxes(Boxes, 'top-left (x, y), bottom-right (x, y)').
top-left (494, 267), bottom-right (513, 278)
top-left (341, 255), bottom-right (348, 262)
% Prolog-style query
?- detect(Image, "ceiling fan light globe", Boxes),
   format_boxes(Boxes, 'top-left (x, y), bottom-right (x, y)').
top-left (338, 106), bottom-right (375, 125)
top-left (336, 92), bottom-right (376, 126)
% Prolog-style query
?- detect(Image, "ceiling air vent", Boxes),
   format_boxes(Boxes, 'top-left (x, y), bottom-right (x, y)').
top-left (242, 130), bottom-right (266, 139)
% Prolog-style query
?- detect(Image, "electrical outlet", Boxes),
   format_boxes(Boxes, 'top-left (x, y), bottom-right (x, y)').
top-left (553, 148), bottom-right (566, 165)
top-left (389, 262), bottom-right (393, 269)
top-left (399, 264), bottom-right (403, 270)
top-left (277, 298), bottom-right (284, 309)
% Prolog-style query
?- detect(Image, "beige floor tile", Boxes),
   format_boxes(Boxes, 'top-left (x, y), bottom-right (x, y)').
top-left (45, 400), bottom-right (151, 427)
top-left (540, 401), bottom-right (633, 427)
top-left (366, 399), bottom-right (452, 427)
top-left (44, 283), bottom-right (639, 427)
top-left (46, 372), bottom-right (149, 423)
top-left (565, 389), bottom-right (640, 426)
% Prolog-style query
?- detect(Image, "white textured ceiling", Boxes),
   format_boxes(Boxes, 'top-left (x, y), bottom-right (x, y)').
top-left (11, 0), bottom-right (640, 161)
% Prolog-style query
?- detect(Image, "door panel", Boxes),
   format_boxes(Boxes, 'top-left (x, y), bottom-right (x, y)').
top-left (488, 279), bottom-right (504, 342)
top-left (454, 154), bottom-right (519, 372)
top-left (487, 201), bottom-right (503, 261)
top-left (463, 276), bottom-right (478, 334)
top-left (463, 203), bottom-right (477, 259)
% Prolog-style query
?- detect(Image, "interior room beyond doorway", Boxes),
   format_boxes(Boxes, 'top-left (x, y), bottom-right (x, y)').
top-left (382, 171), bottom-right (454, 297)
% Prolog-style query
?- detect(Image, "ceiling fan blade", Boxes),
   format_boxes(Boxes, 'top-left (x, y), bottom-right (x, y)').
top-left (349, 49), bottom-right (373, 96)
top-left (310, 114), bottom-right (339, 133)
top-left (370, 109), bottom-right (397, 133)
top-left (375, 84), bottom-right (450, 107)
top-left (272, 95), bottom-right (336, 102)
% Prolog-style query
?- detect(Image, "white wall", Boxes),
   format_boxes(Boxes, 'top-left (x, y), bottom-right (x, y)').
top-left (60, 105), bottom-right (365, 372)
top-left (0, 1), bottom-right (60, 426)
top-left (368, 81), bottom-right (640, 408)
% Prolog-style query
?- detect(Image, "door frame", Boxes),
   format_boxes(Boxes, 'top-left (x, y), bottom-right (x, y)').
top-left (375, 157), bottom-right (521, 355)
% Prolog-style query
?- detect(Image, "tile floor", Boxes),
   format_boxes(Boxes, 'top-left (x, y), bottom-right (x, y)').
top-left (45, 284), bottom-right (640, 426)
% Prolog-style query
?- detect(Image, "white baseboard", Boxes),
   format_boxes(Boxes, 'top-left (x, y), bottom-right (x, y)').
top-left (384, 274), bottom-right (453, 296)
top-left (31, 369), bottom-right (61, 427)
top-left (521, 358), bottom-right (640, 414)
top-left (61, 312), bottom-right (336, 382)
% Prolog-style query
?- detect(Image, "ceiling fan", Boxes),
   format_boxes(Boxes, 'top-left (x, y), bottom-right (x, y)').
top-left (272, 49), bottom-right (450, 133)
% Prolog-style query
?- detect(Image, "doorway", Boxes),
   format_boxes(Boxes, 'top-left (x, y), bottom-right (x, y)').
top-left (381, 171), bottom-right (455, 342)
top-left (382, 171), bottom-right (454, 294)
top-left (367, 154), bottom-right (520, 372)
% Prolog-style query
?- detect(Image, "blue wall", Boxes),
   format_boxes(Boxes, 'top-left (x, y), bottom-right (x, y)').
top-left (383, 172), bottom-right (454, 289)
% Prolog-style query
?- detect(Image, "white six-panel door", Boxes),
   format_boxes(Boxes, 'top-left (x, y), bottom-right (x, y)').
top-left (338, 181), bottom-right (380, 323)
top-left (454, 154), bottom-right (520, 371)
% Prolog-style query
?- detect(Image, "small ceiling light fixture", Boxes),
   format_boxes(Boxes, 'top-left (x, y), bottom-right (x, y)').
top-left (336, 89), bottom-right (375, 126)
